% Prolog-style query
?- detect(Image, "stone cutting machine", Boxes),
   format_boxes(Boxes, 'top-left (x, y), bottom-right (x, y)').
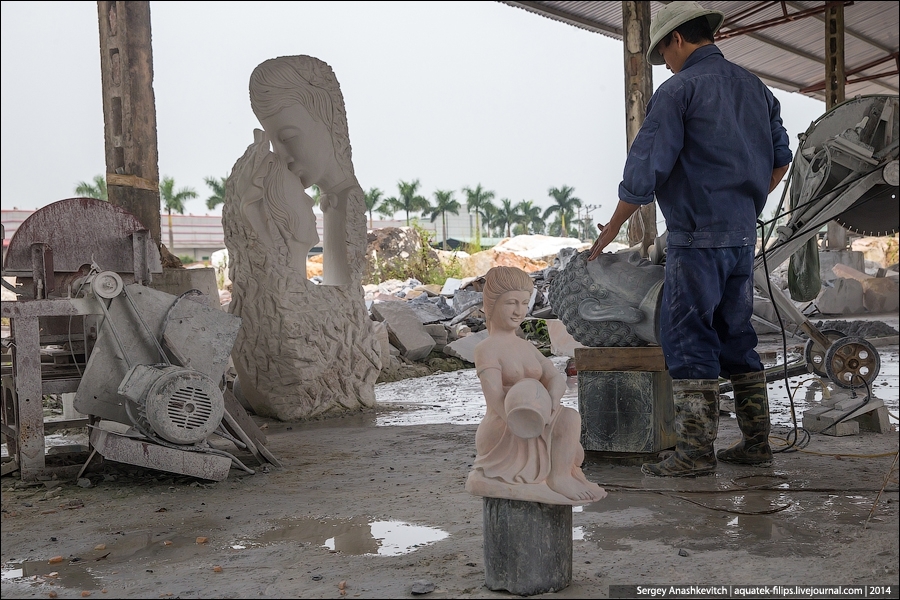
top-left (755, 94), bottom-right (898, 390)
top-left (1, 198), bottom-right (269, 481)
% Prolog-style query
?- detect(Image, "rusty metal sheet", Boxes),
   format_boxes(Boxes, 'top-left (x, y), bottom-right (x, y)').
top-left (3, 197), bottom-right (162, 276)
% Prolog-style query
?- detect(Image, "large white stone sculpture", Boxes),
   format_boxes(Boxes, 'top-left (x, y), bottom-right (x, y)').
top-left (465, 266), bottom-right (606, 505)
top-left (223, 55), bottom-right (381, 420)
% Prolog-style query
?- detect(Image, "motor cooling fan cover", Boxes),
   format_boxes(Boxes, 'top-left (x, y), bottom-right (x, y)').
top-left (119, 364), bottom-right (225, 445)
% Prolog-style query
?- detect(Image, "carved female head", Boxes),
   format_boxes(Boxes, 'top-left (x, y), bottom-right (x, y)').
top-left (249, 56), bottom-right (354, 189)
top-left (548, 250), bottom-right (664, 347)
top-left (482, 266), bottom-right (534, 333)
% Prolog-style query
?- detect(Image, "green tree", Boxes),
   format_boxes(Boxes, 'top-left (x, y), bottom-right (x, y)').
top-left (462, 183), bottom-right (496, 248)
top-left (75, 175), bottom-right (107, 200)
top-left (493, 198), bottom-right (519, 238)
top-left (385, 179), bottom-right (429, 226)
top-left (427, 189), bottom-right (461, 250)
top-left (515, 200), bottom-right (543, 235)
top-left (160, 176), bottom-right (198, 251)
top-left (543, 185), bottom-right (582, 236)
top-left (204, 175), bottom-right (227, 210)
top-left (308, 184), bottom-right (321, 206)
top-left (364, 187), bottom-right (385, 229)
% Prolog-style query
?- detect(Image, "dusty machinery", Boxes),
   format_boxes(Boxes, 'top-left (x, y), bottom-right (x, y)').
top-left (756, 94), bottom-right (898, 391)
top-left (2, 198), bottom-right (273, 481)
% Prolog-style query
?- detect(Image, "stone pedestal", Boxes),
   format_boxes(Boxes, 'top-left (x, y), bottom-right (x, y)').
top-left (482, 497), bottom-right (572, 595)
top-left (576, 347), bottom-right (675, 453)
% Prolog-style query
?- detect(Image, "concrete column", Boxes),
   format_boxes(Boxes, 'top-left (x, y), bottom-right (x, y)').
top-left (97, 1), bottom-right (162, 247)
top-left (824, 1), bottom-right (848, 251)
top-left (622, 1), bottom-right (657, 256)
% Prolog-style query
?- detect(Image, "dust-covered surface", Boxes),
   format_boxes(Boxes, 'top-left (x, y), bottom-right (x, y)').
top-left (1, 322), bottom-right (898, 599)
top-left (812, 320), bottom-right (900, 339)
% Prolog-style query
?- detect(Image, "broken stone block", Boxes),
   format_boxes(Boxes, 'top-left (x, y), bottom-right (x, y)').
top-left (862, 277), bottom-right (899, 313)
top-left (424, 323), bottom-right (449, 351)
top-left (819, 250), bottom-right (865, 282)
top-left (443, 329), bottom-right (489, 363)
top-left (370, 302), bottom-right (436, 361)
top-left (816, 278), bottom-right (865, 315)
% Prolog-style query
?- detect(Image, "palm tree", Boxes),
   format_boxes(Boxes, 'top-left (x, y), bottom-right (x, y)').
top-left (388, 179), bottom-right (429, 226)
top-left (493, 198), bottom-right (519, 238)
top-left (75, 175), bottom-right (107, 200)
top-left (308, 184), bottom-right (321, 206)
top-left (462, 183), bottom-right (496, 248)
top-left (159, 176), bottom-right (198, 252)
top-left (516, 200), bottom-right (543, 235)
top-left (543, 185), bottom-right (582, 236)
top-left (204, 175), bottom-right (227, 210)
top-left (364, 187), bottom-right (385, 229)
top-left (427, 189), bottom-right (461, 250)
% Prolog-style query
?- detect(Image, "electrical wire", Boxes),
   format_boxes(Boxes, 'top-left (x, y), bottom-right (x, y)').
top-left (756, 218), bottom-right (811, 453)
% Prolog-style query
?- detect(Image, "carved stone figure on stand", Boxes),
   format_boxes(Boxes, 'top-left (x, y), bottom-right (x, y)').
top-left (548, 249), bottom-right (665, 348)
top-left (466, 266), bottom-right (606, 506)
top-left (223, 55), bottom-right (380, 421)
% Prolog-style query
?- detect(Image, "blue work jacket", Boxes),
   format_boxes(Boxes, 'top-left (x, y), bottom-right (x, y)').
top-left (619, 45), bottom-right (793, 248)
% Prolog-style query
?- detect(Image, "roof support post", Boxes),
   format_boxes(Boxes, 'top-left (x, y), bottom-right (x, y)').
top-left (622, 1), bottom-right (657, 255)
top-left (824, 1), bottom-right (848, 250)
top-left (97, 1), bottom-right (162, 248)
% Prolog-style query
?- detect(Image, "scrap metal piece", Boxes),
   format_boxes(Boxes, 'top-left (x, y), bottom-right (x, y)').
top-left (90, 426), bottom-right (231, 481)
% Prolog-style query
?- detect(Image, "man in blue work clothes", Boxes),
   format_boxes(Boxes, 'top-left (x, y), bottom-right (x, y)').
top-left (588, 1), bottom-right (792, 477)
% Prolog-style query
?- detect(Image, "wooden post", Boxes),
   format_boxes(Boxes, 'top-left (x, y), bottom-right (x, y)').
top-left (824, 1), bottom-right (848, 251)
top-left (97, 1), bottom-right (162, 248)
top-left (622, 1), bottom-right (657, 256)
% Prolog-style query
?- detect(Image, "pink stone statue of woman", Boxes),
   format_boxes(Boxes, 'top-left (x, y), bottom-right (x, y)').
top-left (466, 266), bottom-right (606, 505)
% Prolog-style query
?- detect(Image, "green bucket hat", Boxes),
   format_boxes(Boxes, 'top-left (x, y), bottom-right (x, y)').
top-left (647, 1), bottom-right (725, 66)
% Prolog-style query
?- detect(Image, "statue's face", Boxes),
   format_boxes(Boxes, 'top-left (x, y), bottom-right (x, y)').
top-left (491, 290), bottom-right (532, 332)
top-left (258, 103), bottom-right (334, 189)
top-left (584, 250), bottom-right (663, 307)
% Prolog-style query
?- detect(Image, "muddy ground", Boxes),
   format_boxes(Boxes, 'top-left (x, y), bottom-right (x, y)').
top-left (1, 328), bottom-right (898, 599)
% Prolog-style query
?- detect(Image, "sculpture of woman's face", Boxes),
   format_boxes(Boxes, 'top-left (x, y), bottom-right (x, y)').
top-left (490, 290), bottom-right (532, 333)
top-left (258, 102), bottom-right (335, 189)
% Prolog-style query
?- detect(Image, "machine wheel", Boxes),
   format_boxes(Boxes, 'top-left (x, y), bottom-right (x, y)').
top-left (824, 336), bottom-right (881, 389)
top-left (803, 329), bottom-right (846, 378)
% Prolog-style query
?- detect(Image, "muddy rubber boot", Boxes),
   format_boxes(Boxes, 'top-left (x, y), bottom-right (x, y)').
top-left (717, 371), bottom-right (773, 466)
top-left (642, 379), bottom-right (719, 477)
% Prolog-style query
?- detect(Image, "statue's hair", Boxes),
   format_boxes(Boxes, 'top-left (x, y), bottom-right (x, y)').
top-left (483, 266), bottom-right (534, 328)
top-left (249, 55), bottom-right (354, 175)
top-left (547, 250), bottom-right (644, 347)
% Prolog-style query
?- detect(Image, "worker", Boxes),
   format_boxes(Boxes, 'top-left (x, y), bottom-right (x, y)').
top-left (588, 1), bottom-right (792, 477)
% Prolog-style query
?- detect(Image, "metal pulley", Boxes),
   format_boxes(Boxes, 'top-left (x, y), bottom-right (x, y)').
top-left (823, 336), bottom-right (881, 389)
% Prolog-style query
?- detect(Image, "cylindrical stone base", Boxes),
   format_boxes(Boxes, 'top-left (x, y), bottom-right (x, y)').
top-left (482, 497), bottom-right (572, 595)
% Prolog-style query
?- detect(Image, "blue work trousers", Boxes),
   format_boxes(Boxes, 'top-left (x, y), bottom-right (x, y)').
top-left (659, 246), bottom-right (763, 380)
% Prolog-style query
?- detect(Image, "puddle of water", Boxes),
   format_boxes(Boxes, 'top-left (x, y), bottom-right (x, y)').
top-left (579, 484), bottom-right (879, 556)
top-left (236, 516), bottom-right (449, 556)
top-left (1, 558), bottom-right (101, 590)
top-left (375, 353), bottom-right (899, 429)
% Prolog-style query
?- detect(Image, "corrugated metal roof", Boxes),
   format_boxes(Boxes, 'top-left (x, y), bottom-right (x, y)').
top-left (500, 1), bottom-right (899, 101)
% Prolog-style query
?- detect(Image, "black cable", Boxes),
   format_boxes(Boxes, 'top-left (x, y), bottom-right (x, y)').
top-left (756, 218), bottom-right (810, 453)
top-left (820, 373), bottom-right (873, 434)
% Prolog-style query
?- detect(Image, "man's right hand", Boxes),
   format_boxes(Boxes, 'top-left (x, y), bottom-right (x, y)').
top-left (588, 200), bottom-right (641, 261)
top-left (588, 223), bottom-right (618, 260)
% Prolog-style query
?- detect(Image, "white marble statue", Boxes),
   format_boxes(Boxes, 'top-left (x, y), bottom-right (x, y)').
top-left (466, 266), bottom-right (607, 505)
top-left (223, 55), bottom-right (380, 420)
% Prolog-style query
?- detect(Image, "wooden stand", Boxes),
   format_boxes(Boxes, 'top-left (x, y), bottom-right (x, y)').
top-left (482, 497), bottom-right (572, 595)
top-left (576, 346), bottom-right (675, 454)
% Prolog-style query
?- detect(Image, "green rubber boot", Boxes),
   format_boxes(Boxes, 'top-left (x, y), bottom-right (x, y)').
top-left (642, 379), bottom-right (719, 477)
top-left (717, 371), bottom-right (773, 466)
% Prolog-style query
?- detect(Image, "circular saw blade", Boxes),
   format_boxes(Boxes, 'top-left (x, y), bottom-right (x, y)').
top-left (834, 183), bottom-right (899, 236)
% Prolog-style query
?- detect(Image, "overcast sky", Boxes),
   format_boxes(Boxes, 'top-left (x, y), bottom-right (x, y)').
top-left (1, 1), bottom-right (826, 230)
